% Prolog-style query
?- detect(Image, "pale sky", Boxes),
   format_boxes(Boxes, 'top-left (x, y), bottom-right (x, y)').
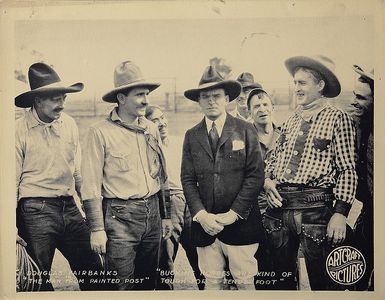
top-left (14, 3), bottom-right (375, 101)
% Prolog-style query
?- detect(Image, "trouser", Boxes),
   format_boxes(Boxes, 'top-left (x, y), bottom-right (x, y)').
top-left (156, 192), bottom-right (205, 290)
top-left (353, 200), bottom-right (374, 291)
top-left (103, 195), bottom-right (161, 290)
top-left (197, 239), bottom-right (259, 290)
top-left (17, 196), bottom-right (103, 291)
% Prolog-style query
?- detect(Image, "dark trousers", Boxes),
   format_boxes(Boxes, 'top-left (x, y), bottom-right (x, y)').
top-left (17, 196), bottom-right (103, 291)
top-left (103, 196), bottom-right (161, 290)
top-left (263, 205), bottom-right (339, 290)
top-left (156, 192), bottom-right (205, 290)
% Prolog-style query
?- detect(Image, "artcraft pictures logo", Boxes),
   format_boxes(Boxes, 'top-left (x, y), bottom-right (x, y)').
top-left (326, 246), bottom-right (366, 285)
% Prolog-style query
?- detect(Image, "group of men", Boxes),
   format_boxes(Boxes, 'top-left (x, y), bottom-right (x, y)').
top-left (15, 54), bottom-right (374, 291)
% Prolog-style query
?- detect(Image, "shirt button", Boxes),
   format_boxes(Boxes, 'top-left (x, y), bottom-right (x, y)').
top-left (293, 150), bottom-right (298, 155)
top-left (298, 131), bottom-right (304, 136)
top-left (286, 169), bottom-right (292, 174)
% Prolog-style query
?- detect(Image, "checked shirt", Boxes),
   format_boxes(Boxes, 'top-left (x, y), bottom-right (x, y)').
top-left (265, 102), bottom-right (357, 216)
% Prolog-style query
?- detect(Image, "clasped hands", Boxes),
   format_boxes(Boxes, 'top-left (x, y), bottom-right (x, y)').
top-left (196, 210), bottom-right (238, 236)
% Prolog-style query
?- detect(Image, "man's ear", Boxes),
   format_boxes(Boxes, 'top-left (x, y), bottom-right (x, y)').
top-left (116, 93), bottom-right (126, 105)
top-left (225, 94), bottom-right (230, 103)
top-left (318, 80), bottom-right (326, 93)
top-left (34, 96), bottom-right (42, 107)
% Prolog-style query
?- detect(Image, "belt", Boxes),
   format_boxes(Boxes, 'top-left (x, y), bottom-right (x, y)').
top-left (277, 186), bottom-right (334, 209)
top-left (19, 196), bottom-right (74, 202)
top-left (103, 194), bottom-right (158, 203)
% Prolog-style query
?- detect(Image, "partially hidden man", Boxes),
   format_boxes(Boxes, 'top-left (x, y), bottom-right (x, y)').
top-left (15, 63), bottom-right (102, 291)
top-left (263, 55), bottom-right (357, 290)
top-left (181, 65), bottom-right (265, 290)
top-left (81, 61), bottom-right (172, 290)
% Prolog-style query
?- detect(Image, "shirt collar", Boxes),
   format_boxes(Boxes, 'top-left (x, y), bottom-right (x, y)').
top-left (26, 107), bottom-right (62, 130)
top-left (110, 107), bottom-right (140, 126)
top-left (235, 108), bottom-right (252, 122)
top-left (205, 113), bottom-right (227, 136)
top-left (296, 97), bottom-right (328, 122)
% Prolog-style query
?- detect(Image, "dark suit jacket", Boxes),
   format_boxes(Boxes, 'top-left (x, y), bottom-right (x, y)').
top-left (181, 113), bottom-right (265, 247)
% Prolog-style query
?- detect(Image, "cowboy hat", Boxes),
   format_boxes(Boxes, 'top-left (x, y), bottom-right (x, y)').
top-left (237, 72), bottom-right (262, 90)
top-left (15, 63), bottom-right (84, 108)
top-left (353, 64), bottom-right (374, 81)
top-left (184, 65), bottom-right (241, 102)
top-left (284, 55), bottom-right (341, 98)
top-left (102, 61), bottom-right (160, 103)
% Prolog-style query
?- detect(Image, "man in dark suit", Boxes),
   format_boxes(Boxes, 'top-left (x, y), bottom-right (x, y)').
top-left (181, 65), bottom-right (265, 290)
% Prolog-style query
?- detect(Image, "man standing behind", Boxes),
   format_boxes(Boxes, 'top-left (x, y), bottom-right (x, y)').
top-left (349, 65), bottom-right (374, 290)
top-left (181, 65), bottom-right (265, 290)
top-left (81, 61), bottom-right (172, 290)
top-left (145, 105), bottom-right (205, 290)
top-left (263, 55), bottom-right (357, 290)
top-left (230, 72), bottom-right (262, 122)
top-left (15, 63), bottom-right (101, 291)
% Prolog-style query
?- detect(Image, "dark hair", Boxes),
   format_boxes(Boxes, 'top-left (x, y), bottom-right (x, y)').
top-left (145, 105), bottom-right (163, 119)
top-left (247, 91), bottom-right (272, 110)
top-left (358, 76), bottom-right (374, 96)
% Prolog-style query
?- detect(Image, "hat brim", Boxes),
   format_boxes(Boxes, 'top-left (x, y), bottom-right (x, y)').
top-left (102, 82), bottom-right (160, 103)
top-left (353, 65), bottom-right (374, 81)
top-left (184, 80), bottom-right (241, 102)
top-left (285, 56), bottom-right (341, 98)
top-left (15, 82), bottom-right (84, 108)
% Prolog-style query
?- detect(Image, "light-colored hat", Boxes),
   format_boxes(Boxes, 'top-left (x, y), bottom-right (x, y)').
top-left (184, 65), bottom-right (241, 102)
top-left (284, 55), bottom-right (341, 98)
top-left (237, 72), bottom-right (262, 90)
top-left (353, 64), bottom-right (374, 81)
top-left (15, 63), bottom-right (83, 108)
top-left (102, 61), bottom-right (160, 103)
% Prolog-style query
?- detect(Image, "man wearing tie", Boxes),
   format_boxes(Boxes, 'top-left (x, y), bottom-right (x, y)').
top-left (181, 65), bottom-right (265, 290)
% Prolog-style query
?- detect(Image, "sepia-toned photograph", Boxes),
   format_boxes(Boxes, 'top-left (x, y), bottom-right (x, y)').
top-left (1, 0), bottom-right (384, 299)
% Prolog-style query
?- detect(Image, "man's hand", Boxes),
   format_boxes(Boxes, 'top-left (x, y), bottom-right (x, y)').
top-left (162, 219), bottom-right (173, 240)
top-left (264, 178), bottom-right (283, 208)
top-left (327, 213), bottom-right (347, 247)
top-left (215, 210), bottom-right (238, 226)
top-left (16, 234), bottom-right (27, 247)
top-left (196, 211), bottom-right (224, 236)
top-left (90, 230), bottom-right (107, 254)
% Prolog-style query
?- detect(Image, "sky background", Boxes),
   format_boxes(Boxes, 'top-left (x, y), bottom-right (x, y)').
top-left (14, 1), bottom-right (375, 102)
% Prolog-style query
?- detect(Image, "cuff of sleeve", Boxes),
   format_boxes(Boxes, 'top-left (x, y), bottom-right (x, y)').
top-left (230, 209), bottom-right (242, 220)
top-left (193, 210), bottom-right (207, 222)
top-left (334, 200), bottom-right (352, 217)
top-left (82, 199), bottom-right (105, 231)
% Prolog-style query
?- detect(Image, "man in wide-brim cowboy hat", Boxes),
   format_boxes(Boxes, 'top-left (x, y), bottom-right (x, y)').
top-left (80, 60), bottom-right (172, 290)
top-left (181, 65), bottom-right (265, 290)
top-left (230, 72), bottom-right (263, 122)
top-left (263, 55), bottom-right (358, 290)
top-left (15, 62), bottom-right (102, 291)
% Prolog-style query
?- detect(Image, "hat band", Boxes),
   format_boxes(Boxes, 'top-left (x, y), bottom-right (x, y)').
top-left (31, 81), bottom-right (65, 91)
top-left (114, 78), bottom-right (145, 88)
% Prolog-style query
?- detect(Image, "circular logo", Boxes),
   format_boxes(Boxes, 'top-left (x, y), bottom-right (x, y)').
top-left (326, 246), bottom-right (366, 285)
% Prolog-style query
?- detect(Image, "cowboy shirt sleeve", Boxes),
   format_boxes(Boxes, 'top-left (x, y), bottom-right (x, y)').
top-left (73, 122), bottom-right (82, 197)
top-left (80, 126), bottom-right (105, 231)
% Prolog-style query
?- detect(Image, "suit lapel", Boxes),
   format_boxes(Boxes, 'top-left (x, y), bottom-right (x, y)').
top-left (217, 114), bottom-right (235, 151)
top-left (193, 118), bottom-right (214, 160)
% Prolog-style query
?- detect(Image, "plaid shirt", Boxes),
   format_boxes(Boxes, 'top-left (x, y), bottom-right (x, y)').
top-left (265, 102), bottom-right (357, 216)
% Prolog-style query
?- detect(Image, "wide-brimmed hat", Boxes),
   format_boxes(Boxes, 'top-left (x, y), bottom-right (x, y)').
top-left (15, 63), bottom-right (84, 108)
top-left (284, 55), bottom-right (341, 98)
top-left (184, 65), bottom-right (241, 102)
top-left (237, 72), bottom-right (262, 90)
top-left (102, 61), bottom-right (160, 103)
top-left (353, 64), bottom-right (374, 82)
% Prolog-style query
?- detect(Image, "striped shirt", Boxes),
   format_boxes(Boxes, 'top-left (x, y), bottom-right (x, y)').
top-left (265, 101), bottom-right (357, 216)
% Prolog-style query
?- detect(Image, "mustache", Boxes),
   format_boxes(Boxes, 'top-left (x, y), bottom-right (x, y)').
top-left (54, 108), bottom-right (64, 113)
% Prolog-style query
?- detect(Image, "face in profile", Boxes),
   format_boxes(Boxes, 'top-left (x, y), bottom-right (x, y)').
top-left (293, 69), bottom-right (325, 106)
top-left (350, 78), bottom-right (373, 118)
top-left (198, 88), bottom-right (229, 121)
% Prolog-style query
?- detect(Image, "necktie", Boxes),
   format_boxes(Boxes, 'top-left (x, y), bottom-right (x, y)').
top-left (209, 121), bottom-right (219, 154)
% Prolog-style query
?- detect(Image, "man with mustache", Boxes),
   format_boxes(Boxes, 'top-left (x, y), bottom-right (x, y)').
top-left (81, 61), bottom-right (172, 290)
top-left (263, 55), bottom-right (357, 290)
top-left (145, 105), bottom-right (205, 290)
top-left (181, 65), bottom-right (265, 290)
top-left (15, 63), bottom-right (102, 291)
top-left (230, 72), bottom-right (262, 122)
top-left (349, 65), bottom-right (374, 290)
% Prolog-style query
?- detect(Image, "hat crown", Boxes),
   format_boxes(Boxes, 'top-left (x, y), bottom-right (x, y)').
top-left (198, 65), bottom-right (225, 86)
top-left (28, 63), bottom-right (61, 90)
top-left (237, 72), bottom-right (254, 84)
top-left (114, 61), bottom-right (145, 88)
top-left (312, 55), bottom-right (336, 73)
